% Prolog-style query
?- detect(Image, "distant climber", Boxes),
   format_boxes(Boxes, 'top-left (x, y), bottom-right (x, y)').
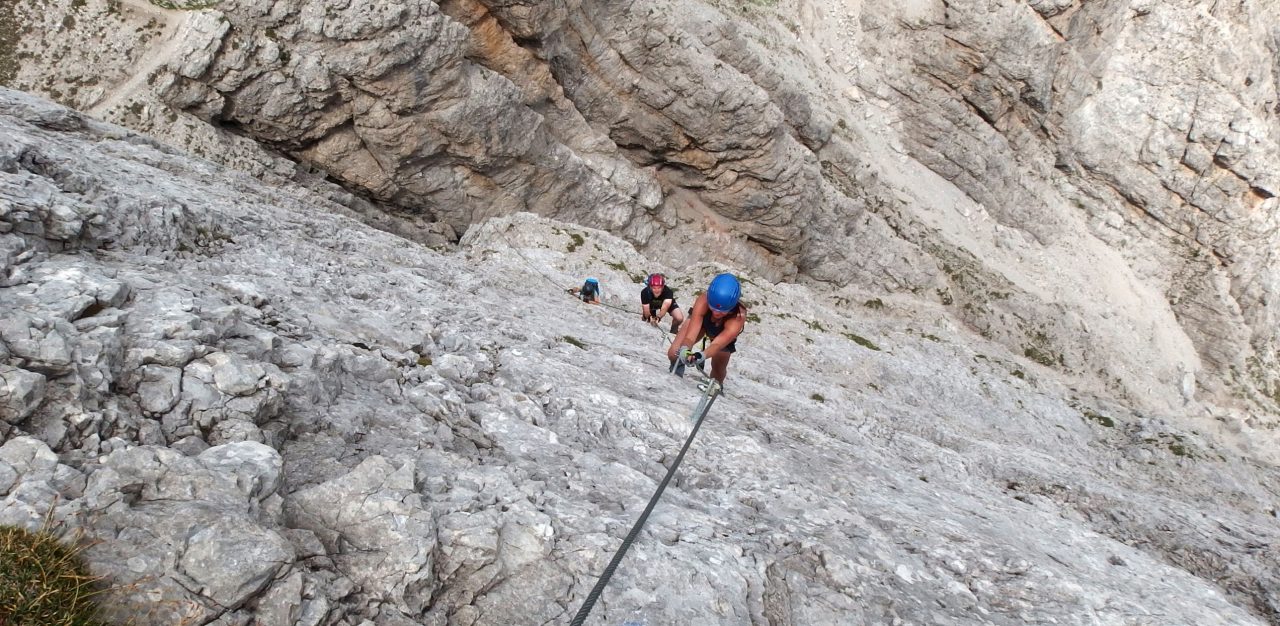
top-left (640, 273), bottom-right (685, 334)
top-left (667, 273), bottom-right (746, 383)
top-left (569, 277), bottom-right (602, 304)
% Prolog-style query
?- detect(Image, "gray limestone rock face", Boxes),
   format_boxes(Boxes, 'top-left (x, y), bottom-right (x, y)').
top-left (0, 365), bottom-right (45, 423)
top-left (823, 0), bottom-right (1280, 409)
top-left (285, 456), bottom-right (438, 617)
top-left (177, 517), bottom-right (293, 610)
top-left (161, 0), bottom-right (647, 241)
top-left (197, 441), bottom-right (283, 502)
top-left (250, 570), bottom-right (306, 626)
top-left (0, 436), bottom-right (60, 480)
top-left (2, 38), bottom-right (1280, 626)
top-left (78, 443), bottom-right (294, 624)
top-left (137, 364), bottom-right (182, 415)
top-left (9, 0), bottom-right (1280, 413)
top-left (0, 437), bottom-right (81, 528)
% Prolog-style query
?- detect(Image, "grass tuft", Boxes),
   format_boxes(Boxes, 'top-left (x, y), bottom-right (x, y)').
top-left (1082, 409), bottom-right (1114, 428)
top-left (147, 0), bottom-right (221, 9)
top-left (1023, 345), bottom-right (1057, 367)
top-left (0, 524), bottom-right (108, 626)
top-left (842, 332), bottom-right (881, 351)
top-left (561, 336), bottom-right (587, 349)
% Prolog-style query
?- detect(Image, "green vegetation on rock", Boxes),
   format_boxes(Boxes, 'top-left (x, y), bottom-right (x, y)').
top-left (0, 525), bottom-right (107, 626)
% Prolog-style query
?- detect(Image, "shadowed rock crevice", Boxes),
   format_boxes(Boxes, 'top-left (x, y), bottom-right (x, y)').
top-left (158, 0), bottom-right (649, 244)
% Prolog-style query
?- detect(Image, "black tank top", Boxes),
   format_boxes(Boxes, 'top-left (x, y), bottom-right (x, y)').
top-left (641, 286), bottom-right (677, 308)
top-left (702, 304), bottom-right (742, 338)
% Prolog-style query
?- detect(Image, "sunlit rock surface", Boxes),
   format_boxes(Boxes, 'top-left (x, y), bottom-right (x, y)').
top-left (2, 89), bottom-right (1278, 625)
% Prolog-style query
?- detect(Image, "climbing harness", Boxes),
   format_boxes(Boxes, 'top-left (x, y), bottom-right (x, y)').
top-left (568, 374), bottom-right (722, 626)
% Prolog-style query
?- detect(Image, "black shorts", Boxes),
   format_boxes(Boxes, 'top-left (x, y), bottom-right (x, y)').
top-left (700, 333), bottom-right (736, 353)
top-left (648, 302), bottom-right (679, 315)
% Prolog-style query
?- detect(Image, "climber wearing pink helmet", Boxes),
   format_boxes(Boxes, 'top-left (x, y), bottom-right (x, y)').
top-left (640, 273), bottom-right (685, 334)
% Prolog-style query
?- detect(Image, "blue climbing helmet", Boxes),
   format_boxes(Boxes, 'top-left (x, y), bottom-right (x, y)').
top-left (585, 277), bottom-right (598, 285)
top-left (706, 273), bottom-right (741, 313)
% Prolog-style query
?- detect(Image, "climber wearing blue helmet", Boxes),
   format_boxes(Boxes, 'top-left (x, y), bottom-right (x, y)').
top-left (667, 273), bottom-right (747, 383)
top-left (568, 277), bottom-right (602, 304)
